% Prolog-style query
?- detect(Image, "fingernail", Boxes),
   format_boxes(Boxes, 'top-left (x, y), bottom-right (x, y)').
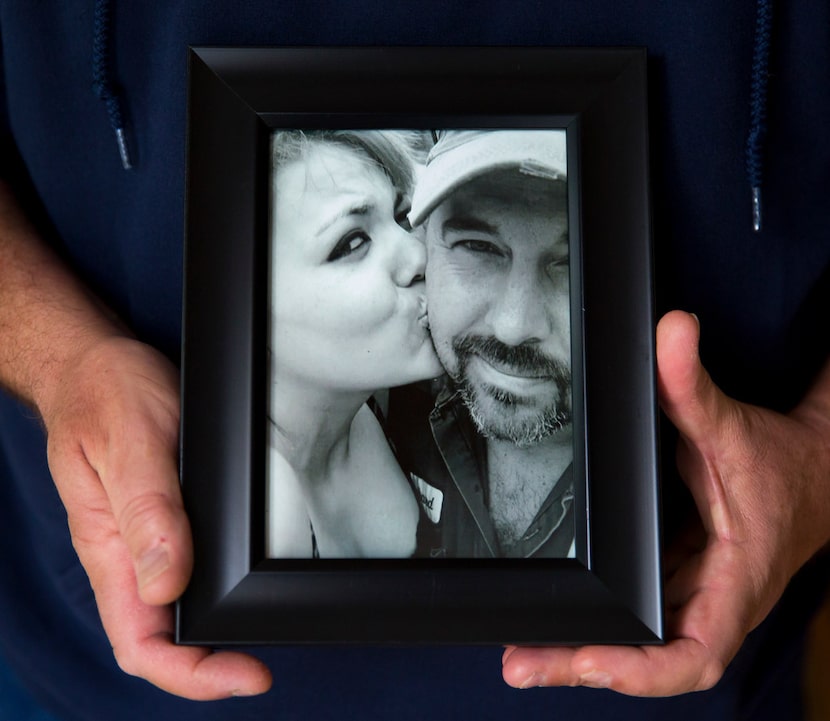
top-left (137, 546), bottom-right (169, 588)
top-left (579, 669), bottom-right (612, 688)
top-left (519, 672), bottom-right (544, 689)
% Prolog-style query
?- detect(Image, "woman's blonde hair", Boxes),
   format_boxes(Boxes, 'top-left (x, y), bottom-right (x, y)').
top-left (271, 129), bottom-right (420, 200)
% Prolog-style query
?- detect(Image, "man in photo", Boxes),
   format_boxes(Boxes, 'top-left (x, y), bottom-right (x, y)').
top-left (390, 129), bottom-right (574, 558)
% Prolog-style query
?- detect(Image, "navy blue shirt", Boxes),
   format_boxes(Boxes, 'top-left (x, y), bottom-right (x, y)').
top-left (0, 2), bottom-right (828, 720)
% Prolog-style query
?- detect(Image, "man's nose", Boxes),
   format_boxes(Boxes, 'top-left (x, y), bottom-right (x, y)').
top-left (485, 267), bottom-right (552, 346)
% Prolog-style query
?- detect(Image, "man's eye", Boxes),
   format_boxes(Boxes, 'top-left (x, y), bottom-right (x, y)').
top-left (546, 256), bottom-right (569, 274)
top-left (328, 231), bottom-right (371, 261)
top-left (456, 239), bottom-right (501, 255)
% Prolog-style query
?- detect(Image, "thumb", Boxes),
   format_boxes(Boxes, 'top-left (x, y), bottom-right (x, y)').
top-left (656, 310), bottom-right (729, 447)
top-left (114, 457), bottom-right (193, 607)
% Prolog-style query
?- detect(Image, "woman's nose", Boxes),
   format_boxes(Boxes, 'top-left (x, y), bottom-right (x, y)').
top-left (391, 227), bottom-right (427, 287)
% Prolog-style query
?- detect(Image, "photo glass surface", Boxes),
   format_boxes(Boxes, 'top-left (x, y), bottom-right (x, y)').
top-left (264, 128), bottom-right (576, 561)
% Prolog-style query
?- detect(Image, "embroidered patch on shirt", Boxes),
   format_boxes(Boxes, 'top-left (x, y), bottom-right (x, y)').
top-left (410, 473), bottom-right (443, 524)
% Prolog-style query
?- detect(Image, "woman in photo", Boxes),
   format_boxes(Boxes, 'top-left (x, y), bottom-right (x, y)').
top-left (266, 130), bottom-right (443, 558)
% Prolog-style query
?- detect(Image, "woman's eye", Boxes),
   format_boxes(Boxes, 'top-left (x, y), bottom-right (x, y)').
top-left (328, 231), bottom-right (371, 261)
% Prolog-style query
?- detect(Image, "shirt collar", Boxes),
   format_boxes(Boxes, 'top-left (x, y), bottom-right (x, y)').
top-left (430, 386), bottom-right (574, 558)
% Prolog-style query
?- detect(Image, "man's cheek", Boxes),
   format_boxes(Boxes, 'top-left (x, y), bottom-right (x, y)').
top-left (428, 283), bottom-right (475, 340)
top-left (429, 258), bottom-right (487, 300)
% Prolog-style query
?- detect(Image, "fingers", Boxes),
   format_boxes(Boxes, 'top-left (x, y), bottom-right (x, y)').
top-left (655, 311), bottom-right (728, 447)
top-left (502, 311), bottom-right (824, 699)
top-left (93, 538), bottom-right (272, 699)
top-left (48, 340), bottom-right (192, 607)
top-left (102, 422), bottom-right (193, 607)
top-left (502, 640), bottom-right (726, 696)
top-left (53, 433), bottom-right (192, 607)
top-left (502, 546), bottom-right (749, 697)
top-left (40, 337), bottom-right (275, 698)
top-left (656, 310), bottom-right (744, 540)
top-left (57, 452), bottom-right (272, 699)
top-left (501, 542), bottom-right (756, 697)
top-left (500, 311), bottom-right (760, 698)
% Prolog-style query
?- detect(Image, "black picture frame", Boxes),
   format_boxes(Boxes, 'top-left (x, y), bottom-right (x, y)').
top-left (177, 46), bottom-right (661, 645)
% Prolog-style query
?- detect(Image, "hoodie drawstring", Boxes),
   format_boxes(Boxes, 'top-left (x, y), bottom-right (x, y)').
top-left (90, 1), bottom-right (776, 195)
top-left (92, 0), bottom-right (132, 170)
top-left (746, 0), bottom-right (774, 232)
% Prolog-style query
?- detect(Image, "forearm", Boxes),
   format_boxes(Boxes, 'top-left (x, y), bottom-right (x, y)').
top-left (0, 180), bottom-right (126, 415)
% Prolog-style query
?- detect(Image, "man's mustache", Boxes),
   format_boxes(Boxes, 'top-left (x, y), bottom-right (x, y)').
top-left (452, 335), bottom-right (569, 380)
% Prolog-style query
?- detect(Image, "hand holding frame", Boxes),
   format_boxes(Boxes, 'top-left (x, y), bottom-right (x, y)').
top-left (502, 310), bottom-right (830, 695)
top-left (0, 182), bottom-right (272, 700)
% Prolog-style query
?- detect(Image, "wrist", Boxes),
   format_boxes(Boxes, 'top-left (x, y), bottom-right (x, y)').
top-left (0, 182), bottom-right (132, 417)
top-left (30, 324), bottom-right (132, 426)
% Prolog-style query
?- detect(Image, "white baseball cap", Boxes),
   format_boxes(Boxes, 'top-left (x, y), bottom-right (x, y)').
top-left (408, 129), bottom-right (567, 227)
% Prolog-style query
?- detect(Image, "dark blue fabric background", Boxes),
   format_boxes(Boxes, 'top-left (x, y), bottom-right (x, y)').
top-left (0, 2), bottom-right (828, 719)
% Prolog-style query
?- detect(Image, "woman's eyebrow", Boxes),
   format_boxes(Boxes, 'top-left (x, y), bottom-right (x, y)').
top-left (314, 201), bottom-right (372, 237)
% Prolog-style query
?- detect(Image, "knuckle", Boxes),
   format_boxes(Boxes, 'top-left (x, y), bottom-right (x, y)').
top-left (118, 491), bottom-right (177, 547)
top-left (66, 505), bottom-right (119, 553)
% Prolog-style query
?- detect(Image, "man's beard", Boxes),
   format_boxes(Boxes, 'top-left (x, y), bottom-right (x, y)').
top-left (448, 335), bottom-right (571, 448)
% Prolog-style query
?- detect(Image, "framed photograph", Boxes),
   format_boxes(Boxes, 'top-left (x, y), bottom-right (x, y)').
top-left (177, 47), bottom-right (661, 645)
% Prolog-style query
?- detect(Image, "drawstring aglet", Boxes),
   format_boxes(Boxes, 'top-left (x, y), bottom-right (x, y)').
top-left (751, 186), bottom-right (762, 233)
top-left (115, 127), bottom-right (132, 170)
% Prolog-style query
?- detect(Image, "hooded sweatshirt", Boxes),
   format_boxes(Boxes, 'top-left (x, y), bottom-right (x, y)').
top-left (0, 2), bottom-right (828, 720)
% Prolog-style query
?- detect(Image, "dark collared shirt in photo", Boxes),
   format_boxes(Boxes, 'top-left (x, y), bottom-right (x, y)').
top-left (387, 381), bottom-right (575, 559)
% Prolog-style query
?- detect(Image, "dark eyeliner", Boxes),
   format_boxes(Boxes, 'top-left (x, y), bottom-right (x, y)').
top-left (327, 230), bottom-right (371, 262)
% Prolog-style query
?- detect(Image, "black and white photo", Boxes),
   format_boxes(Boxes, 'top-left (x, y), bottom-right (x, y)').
top-left (265, 129), bottom-right (574, 559)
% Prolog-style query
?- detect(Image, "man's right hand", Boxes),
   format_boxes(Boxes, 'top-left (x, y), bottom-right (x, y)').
top-left (0, 180), bottom-right (270, 699)
top-left (36, 333), bottom-right (272, 699)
